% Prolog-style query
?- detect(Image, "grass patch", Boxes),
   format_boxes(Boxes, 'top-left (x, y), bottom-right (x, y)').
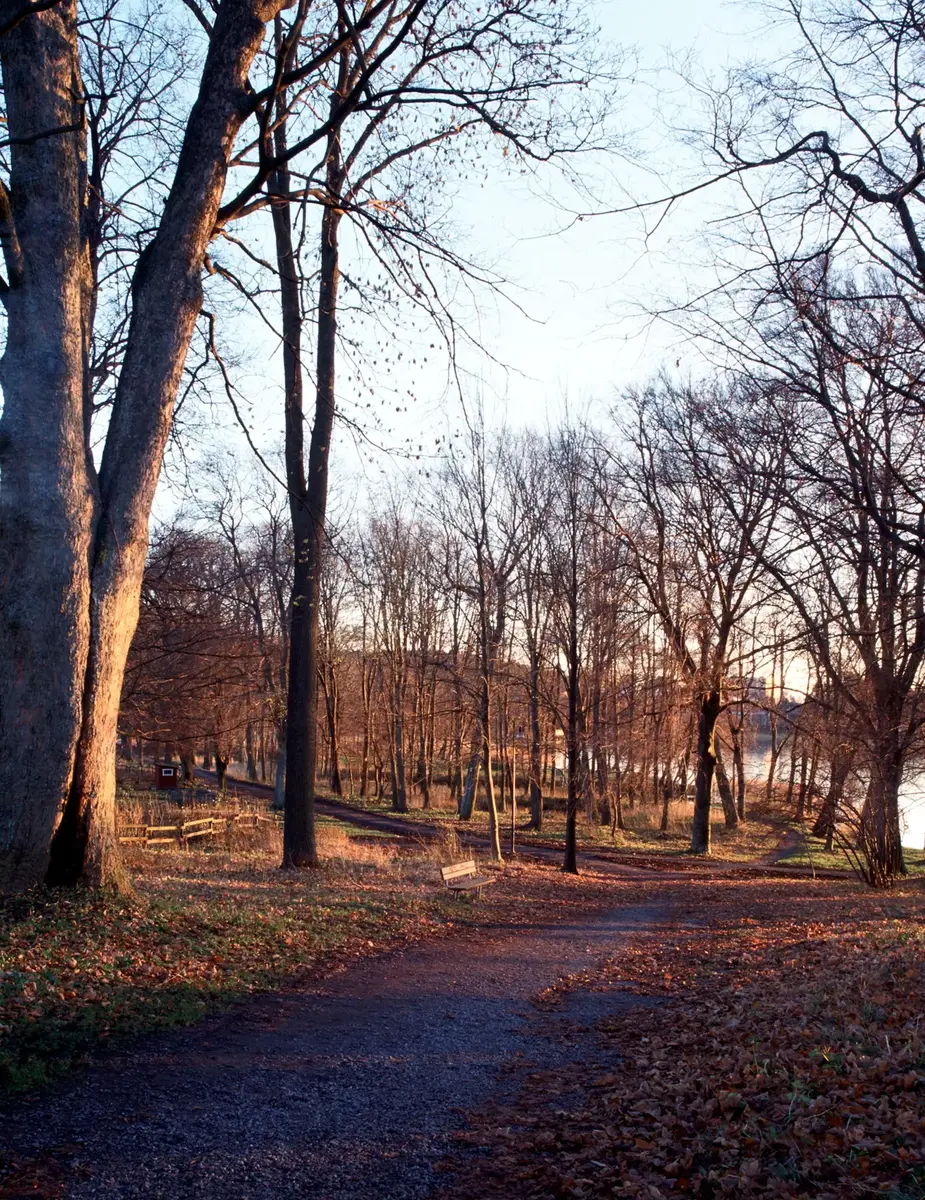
top-left (776, 835), bottom-right (925, 875)
top-left (0, 821), bottom-right (457, 1093)
top-left (341, 788), bottom-right (925, 875)
top-left (338, 789), bottom-right (795, 863)
top-left (0, 810), bottom-right (619, 1095)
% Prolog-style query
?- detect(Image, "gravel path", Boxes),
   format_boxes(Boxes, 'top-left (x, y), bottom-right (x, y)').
top-left (1, 903), bottom-right (663, 1199)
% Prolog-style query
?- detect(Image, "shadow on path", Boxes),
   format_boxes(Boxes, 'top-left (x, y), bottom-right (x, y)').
top-left (1, 903), bottom-right (666, 1199)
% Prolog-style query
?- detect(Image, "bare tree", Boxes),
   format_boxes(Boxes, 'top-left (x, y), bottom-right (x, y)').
top-left (544, 423), bottom-right (602, 873)
top-left (608, 381), bottom-right (781, 854)
top-left (718, 291), bottom-right (925, 882)
top-left (439, 418), bottom-right (526, 861)
top-left (511, 433), bottom-right (555, 831)
top-left (0, 0), bottom-right (355, 891)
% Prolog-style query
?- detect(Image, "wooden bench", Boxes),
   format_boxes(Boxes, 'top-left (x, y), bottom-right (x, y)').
top-left (440, 859), bottom-right (495, 899)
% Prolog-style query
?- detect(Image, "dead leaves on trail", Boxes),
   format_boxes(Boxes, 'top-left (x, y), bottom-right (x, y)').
top-left (0, 853), bottom-right (618, 1093)
top-left (446, 878), bottom-right (925, 1200)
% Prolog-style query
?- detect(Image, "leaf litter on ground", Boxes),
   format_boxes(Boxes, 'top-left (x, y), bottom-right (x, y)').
top-left (442, 875), bottom-right (925, 1200)
top-left (0, 842), bottom-right (618, 1097)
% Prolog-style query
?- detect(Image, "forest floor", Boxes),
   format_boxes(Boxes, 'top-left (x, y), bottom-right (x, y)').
top-left (4, 867), bottom-right (922, 1200)
top-left (0, 813), bottom-right (629, 1095)
top-left (440, 873), bottom-right (925, 1200)
top-left (338, 789), bottom-right (925, 876)
top-left (3, 793), bottom-right (924, 1199)
top-left (0, 855), bottom-right (663, 1200)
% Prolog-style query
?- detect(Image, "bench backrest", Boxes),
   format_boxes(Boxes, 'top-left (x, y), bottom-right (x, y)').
top-left (441, 859), bottom-right (477, 882)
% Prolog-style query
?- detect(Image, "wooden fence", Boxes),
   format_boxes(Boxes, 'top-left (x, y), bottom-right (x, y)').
top-left (118, 811), bottom-right (281, 849)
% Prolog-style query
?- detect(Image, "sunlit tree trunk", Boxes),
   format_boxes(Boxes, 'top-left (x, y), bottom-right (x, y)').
top-left (0, 0), bottom-right (285, 892)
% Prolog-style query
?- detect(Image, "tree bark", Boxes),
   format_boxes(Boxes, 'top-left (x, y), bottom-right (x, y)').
top-left (690, 690), bottom-right (722, 854)
top-left (0, 0), bottom-right (95, 891)
top-left (527, 654), bottom-right (544, 829)
top-left (812, 748), bottom-right (853, 845)
top-left (458, 726), bottom-right (482, 820)
top-left (481, 678), bottom-right (502, 862)
top-left (359, 658), bottom-right (371, 797)
top-left (563, 590), bottom-right (580, 875)
top-left (729, 719), bottom-right (746, 820)
top-left (863, 719), bottom-right (906, 882)
top-left (272, 735), bottom-right (286, 810)
top-left (321, 663), bottom-right (342, 796)
top-left (246, 723), bottom-right (258, 781)
top-left (277, 47), bottom-right (346, 867)
top-left (0, 0), bottom-right (285, 892)
top-left (390, 672), bottom-right (407, 812)
top-left (715, 747), bottom-right (738, 828)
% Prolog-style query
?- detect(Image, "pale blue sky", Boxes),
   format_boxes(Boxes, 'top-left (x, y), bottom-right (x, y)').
top-left (165, 0), bottom-right (772, 494)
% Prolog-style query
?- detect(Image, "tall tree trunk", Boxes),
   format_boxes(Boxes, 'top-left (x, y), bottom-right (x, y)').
top-left (359, 661), bottom-right (371, 798)
top-left (613, 715), bottom-right (626, 832)
top-left (0, 0), bottom-right (284, 892)
top-left (272, 730), bottom-right (286, 811)
top-left (729, 720), bottom-right (746, 820)
top-left (322, 664), bottom-right (342, 796)
top-left (690, 690), bottom-right (722, 854)
top-left (458, 724), bottom-right (482, 820)
top-left (873, 755), bottom-right (906, 881)
top-left (563, 590), bottom-right (580, 875)
top-left (245, 723), bottom-right (258, 781)
top-left (390, 668), bottom-right (407, 813)
top-left (277, 54), bottom-right (346, 868)
top-left (415, 673), bottom-right (431, 809)
top-left (449, 673), bottom-right (464, 802)
top-left (786, 735), bottom-right (801, 815)
top-left (527, 652), bottom-right (544, 829)
top-left (863, 718), bottom-right (906, 882)
top-left (0, 1), bottom-right (95, 891)
top-left (482, 679), bottom-right (502, 862)
top-left (812, 748), bottom-right (853, 845)
top-left (715, 747), bottom-right (739, 828)
top-left (259, 726), bottom-right (268, 783)
top-left (497, 706), bottom-right (507, 814)
top-left (764, 734), bottom-right (783, 807)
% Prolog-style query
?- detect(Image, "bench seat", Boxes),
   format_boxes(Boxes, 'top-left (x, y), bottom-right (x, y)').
top-left (440, 859), bottom-right (496, 898)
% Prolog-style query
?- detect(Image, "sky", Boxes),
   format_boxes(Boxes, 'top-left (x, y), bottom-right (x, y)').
top-left (165, 0), bottom-right (771, 502)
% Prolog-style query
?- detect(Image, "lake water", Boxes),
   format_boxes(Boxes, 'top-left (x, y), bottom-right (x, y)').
top-left (743, 744), bottom-right (925, 850)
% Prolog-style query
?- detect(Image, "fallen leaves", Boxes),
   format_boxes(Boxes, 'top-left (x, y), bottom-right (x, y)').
top-left (444, 876), bottom-right (925, 1200)
top-left (0, 848), bottom-right (618, 1093)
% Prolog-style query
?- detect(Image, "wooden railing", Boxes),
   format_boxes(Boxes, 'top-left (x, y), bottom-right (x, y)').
top-left (118, 812), bottom-right (281, 849)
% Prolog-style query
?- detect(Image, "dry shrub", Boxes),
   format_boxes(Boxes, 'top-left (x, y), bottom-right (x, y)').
top-left (116, 782), bottom-right (284, 870)
top-left (398, 825), bottom-right (478, 886)
top-left (415, 783), bottom-right (457, 812)
top-left (118, 789), bottom-right (473, 894)
top-left (224, 817), bottom-right (282, 857)
top-left (316, 821), bottom-right (473, 887)
top-left (316, 824), bottom-right (399, 876)
top-left (619, 799), bottom-right (696, 839)
top-left (429, 822), bottom-right (463, 863)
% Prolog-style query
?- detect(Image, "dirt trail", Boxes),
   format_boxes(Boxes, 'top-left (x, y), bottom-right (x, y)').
top-left (205, 773), bottom-right (847, 880)
top-left (1, 902), bottom-right (666, 1199)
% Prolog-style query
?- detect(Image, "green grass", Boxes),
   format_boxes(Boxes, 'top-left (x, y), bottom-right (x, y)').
top-left (316, 814), bottom-right (400, 840)
top-left (334, 791), bottom-right (793, 861)
top-left (337, 789), bottom-right (925, 876)
top-left (0, 840), bottom-right (455, 1093)
top-left (775, 837), bottom-right (925, 875)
